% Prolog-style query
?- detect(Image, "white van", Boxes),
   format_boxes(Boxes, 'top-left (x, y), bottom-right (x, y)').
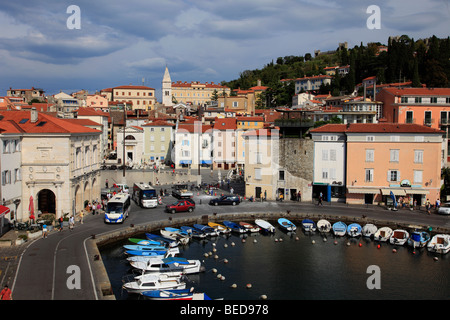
top-left (115, 184), bottom-right (129, 193)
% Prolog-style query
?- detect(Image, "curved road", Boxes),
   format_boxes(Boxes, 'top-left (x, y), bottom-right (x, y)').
top-left (10, 191), bottom-right (450, 300)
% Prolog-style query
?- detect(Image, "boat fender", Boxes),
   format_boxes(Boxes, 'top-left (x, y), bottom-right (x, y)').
top-left (223, 259), bottom-right (228, 264)
top-left (279, 238), bottom-right (283, 242)
top-left (231, 284), bottom-right (237, 288)
top-left (377, 244), bottom-right (381, 249)
top-left (346, 242), bottom-right (350, 246)
top-left (260, 295), bottom-right (268, 300)
top-left (224, 244), bottom-right (228, 248)
top-left (212, 243), bottom-right (216, 247)
top-left (434, 257), bottom-right (439, 261)
top-left (392, 249), bottom-right (397, 253)
top-left (311, 240), bottom-right (315, 244)
top-left (246, 284), bottom-right (252, 289)
top-left (214, 255), bottom-right (219, 259)
top-left (334, 241), bottom-right (338, 245)
top-left (359, 243), bottom-right (362, 247)
top-left (242, 239), bottom-right (246, 243)
top-left (253, 239), bottom-right (257, 243)
top-left (217, 274), bottom-right (222, 279)
top-left (323, 237), bottom-right (327, 242)
top-left (295, 237), bottom-right (299, 241)
top-left (274, 239), bottom-right (278, 242)
top-left (212, 268), bottom-right (217, 273)
top-left (200, 266), bottom-right (206, 272)
top-left (231, 242), bottom-right (235, 246)
top-left (213, 248), bottom-right (217, 252)
top-left (204, 253), bottom-right (209, 258)
top-left (220, 276), bottom-right (225, 281)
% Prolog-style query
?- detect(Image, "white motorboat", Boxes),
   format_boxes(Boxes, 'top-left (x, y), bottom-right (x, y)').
top-left (255, 219), bottom-right (276, 233)
top-left (390, 229), bottom-right (409, 246)
top-left (362, 224), bottom-right (378, 238)
top-left (374, 227), bottom-right (393, 242)
top-left (317, 219), bottom-right (331, 233)
top-left (122, 273), bottom-right (186, 294)
top-left (427, 234), bottom-right (450, 254)
top-left (160, 229), bottom-right (190, 245)
top-left (130, 257), bottom-right (203, 275)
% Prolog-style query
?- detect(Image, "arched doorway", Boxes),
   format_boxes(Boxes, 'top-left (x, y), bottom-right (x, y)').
top-left (38, 189), bottom-right (56, 214)
top-left (74, 185), bottom-right (82, 213)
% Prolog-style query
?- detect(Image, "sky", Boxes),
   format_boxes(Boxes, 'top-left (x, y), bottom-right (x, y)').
top-left (0, 0), bottom-right (449, 101)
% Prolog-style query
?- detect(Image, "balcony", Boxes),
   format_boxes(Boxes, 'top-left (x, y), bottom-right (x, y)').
top-left (423, 118), bottom-right (435, 127)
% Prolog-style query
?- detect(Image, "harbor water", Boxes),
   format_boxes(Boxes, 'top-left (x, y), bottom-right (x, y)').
top-left (100, 224), bottom-right (450, 300)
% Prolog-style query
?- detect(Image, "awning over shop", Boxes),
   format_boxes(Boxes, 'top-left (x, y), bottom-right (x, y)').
top-left (179, 160), bottom-right (192, 164)
top-left (0, 205), bottom-right (10, 218)
top-left (381, 188), bottom-right (407, 196)
top-left (404, 189), bottom-right (429, 195)
top-left (347, 187), bottom-right (380, 194)
top-left (201, 160), bottom-right (212, 164)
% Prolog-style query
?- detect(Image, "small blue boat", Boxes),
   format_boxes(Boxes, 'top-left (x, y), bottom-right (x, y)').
top-left (407, 230), bottom-right (431, 248)
top-left (193, 224), bottom-right (219, 237)
top-left (223, 221), bottom-right (246, 233)
top-left (125, 250), bottom-right (168, 256)
top-left (347, 223), bottom-right (362, 237)
top-left (180, 226), bottom-right (206, 239)
top-left (165, 227), bottom-right (191, 237)
top-left (278, 218), bottom-right (297, 232)
top-left (146, 233), bottom-right (178, 245)
top-left (332, 221), bottom-right (347, 236)
top-left (301, 219), bottom-right (316, 232)
top-left (141, 288), bottom-right (194, 300)
top-left (123, 245), bottom-right (168, 251)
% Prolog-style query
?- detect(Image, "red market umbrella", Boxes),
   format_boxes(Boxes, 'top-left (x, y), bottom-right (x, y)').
top-left (29, 196), bottom-right (35, 220)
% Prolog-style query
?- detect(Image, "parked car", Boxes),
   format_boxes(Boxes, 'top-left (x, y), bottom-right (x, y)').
top-left (438, 202), bottom-right (450, 215)
top-left (165, 199), bottom-right (195, 214)
top-left (209, 195), bottom-right (240, 206)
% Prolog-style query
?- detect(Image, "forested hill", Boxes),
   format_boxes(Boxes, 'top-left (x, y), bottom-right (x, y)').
top-left (221, 35), bottom-right (450, 107)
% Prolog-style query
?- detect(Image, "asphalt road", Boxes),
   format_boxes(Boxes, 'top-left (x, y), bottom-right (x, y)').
top-left (7, 175), bottom-right (450, 300)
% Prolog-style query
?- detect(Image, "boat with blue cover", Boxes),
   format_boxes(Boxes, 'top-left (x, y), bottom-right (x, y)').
top-left (160, 229), bottom-right (190, 245)
top-left (130, 256), bottom-right (203, 274)
top-left (223, 221), bottom-right (247, 233)
top-left (301, 219), bottom-right (316, 232)
top-left (278, 218), bottom-right (297, 232)
top-left (125, 249), bottom-right (170, 256)
top-left (181, 226), bottom-right (206, 239)
top-left (141, 288), bottom-right (194, 300)
top-left (407, 230), bottom-right (430, 248)
top-left (347, 223), bottom-right (362, 237)
top-left (193, 224), bottom-right (219, 237)
top-left (146, 233), bottom-right (179, 247)
top-left (165, 227), bottom-right (191, 237)
top-left (332, 221), bottom-right (347, 236)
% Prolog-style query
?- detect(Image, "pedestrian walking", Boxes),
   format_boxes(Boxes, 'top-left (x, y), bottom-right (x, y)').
top-left (58, 216), bottom-right (64, 231)
top-left (230, 187), bottom-right (234, 194)
top-left (426, 199), bottom-right (431, 215)
top-left (80, 210), bottom-right (84, 224)
top-left (69, 216), bottom-right (74, 231)
top-left (297, 191), bottom-right (301, 202)
top-left (0, 284), bottom-right (12, 300)
top-left (42, 224), bottom-right (48, 239)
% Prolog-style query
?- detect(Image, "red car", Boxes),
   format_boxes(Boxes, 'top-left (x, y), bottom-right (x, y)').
top-left (165, 199), bottom-right (195, 214)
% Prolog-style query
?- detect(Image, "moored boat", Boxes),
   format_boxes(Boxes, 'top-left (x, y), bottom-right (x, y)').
top-left (332, 221), bottom-right (347, 236)
top-left (374, 227), bottom-right (393, 242)
top-left (223, 221), bottom-right (247, 233)
top-left (128, 238), bottom-right (161, 246)
top-left (193, 224), bottom-right (219, 237)
top-left (301, 219), bottom-right (316, 232)
top-left (208, 222), bottom-right (231, 234)
top-left (123, 244), bottom-right (168, 252)
top-left (407, 230), bottom-right (430, 248)
top-left (181, 226), bottom-right (206, 239)
top-left (427, 234), bottom-right (450, 254)
top-left (130, 257), bottom-right (203, 274)
top-left (278, 218), bottom-right (297, 232)
top-left (146, 233), bottom-right (179, 247)
top-left (390, 229), bottom-right (409, 246)
top-left (141, 288), bottom-right (194, 300)
top-left (122, 273), bottom-right (186, 294)
top-left (362, 224), bottom-right (377, 238)
top-left (347, 223), bottom-right (362, 237)
top-left (239, 221), bottom-right (260, 233)
top-left (160, 229), bottom-right (190, 244)
top-left (254, 219), bottom-right (276, 233)
top-left (317, 219), bottom-right (331, 233)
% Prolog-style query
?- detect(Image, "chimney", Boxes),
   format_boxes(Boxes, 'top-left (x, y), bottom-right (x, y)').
top-left (31, 107), bottom-right (38, 123)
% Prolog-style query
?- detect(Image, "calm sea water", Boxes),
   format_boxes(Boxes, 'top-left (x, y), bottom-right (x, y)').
top-left (100, 223), bottom-right (450, 300)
